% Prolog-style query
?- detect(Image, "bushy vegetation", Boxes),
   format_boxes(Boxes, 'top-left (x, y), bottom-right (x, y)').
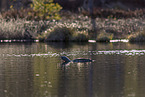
top-left (32, 0), bottom-right (62, 20)
top-left (2, 8), bottom-right (145, 20)
top-left (0, 15), bottom-right (90, 41)
top-left (38, 26), bottom-right (88, 42)
top-left (44, 27), bottom-right (74, 42)
top-left (1, 7), bottom-right (145, 42)
top-left (81, 8), bottom-right (145, 19)
top-left (1, 12), bottom-right (145, 42)
top-left (96, 30), bottom-right (113, 42)
top-left (128, 31), bottom-right (145, 42)
top-left (1, 0), bottom-right (62, 20)
top-left (0, 0), bottom-right (63, 41)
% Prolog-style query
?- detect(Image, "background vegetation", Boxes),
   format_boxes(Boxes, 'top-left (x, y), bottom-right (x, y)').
top-left (1, 0), bottom-right (145, 42)
top-left (32, 0), bottom-right (62, 20)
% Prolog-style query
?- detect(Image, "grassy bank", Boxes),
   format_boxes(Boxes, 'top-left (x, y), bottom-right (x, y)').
top-left (1, 10), bottom-right (145, 42)
top-left (0, 19), bottom-right (47, 39)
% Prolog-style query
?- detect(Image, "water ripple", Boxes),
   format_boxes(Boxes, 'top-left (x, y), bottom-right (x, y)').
top-left (97, 50), bottom-right (145, 56)
top-left (6, 52), bottom-right (60, 57)
top-left (4, 50), bottom-right (145, 57)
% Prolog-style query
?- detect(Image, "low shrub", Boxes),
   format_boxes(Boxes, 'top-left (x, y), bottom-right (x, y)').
top-left (96, 30), bottom-right (113, 42)
top-left (41, 26), bottom-right (89, 42)
top-left (45, 27), bottom-right (73, 42)
top-left (72, 33), bottom-right (88, 42)
top-left (128, 31), bottom-right (145, 42)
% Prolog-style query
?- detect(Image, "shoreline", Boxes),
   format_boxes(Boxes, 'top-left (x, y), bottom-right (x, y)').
top-left (0, 39), bottom-right (129, 43)
top-left (0, 39), bottom-right (39, 43)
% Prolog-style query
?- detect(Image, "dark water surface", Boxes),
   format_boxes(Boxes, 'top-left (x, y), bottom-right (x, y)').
top-left (0, 42), bottom-right (145, 97)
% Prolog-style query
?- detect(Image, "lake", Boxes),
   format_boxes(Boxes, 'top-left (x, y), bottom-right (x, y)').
top-left (0, 42), bottom-right (145, 97)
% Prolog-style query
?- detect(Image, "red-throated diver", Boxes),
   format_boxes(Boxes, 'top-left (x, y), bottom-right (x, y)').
top-left (61, 56), bottom-right (92, 63)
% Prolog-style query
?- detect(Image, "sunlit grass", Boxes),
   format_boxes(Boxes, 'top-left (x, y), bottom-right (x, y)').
top-left (0, 19), bottom-right (42, 39)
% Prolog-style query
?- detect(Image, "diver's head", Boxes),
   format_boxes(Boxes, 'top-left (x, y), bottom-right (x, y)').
top-left (61, 56), bottom-right (71, 62)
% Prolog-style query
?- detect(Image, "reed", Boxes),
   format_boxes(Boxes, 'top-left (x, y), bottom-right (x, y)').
top-left (0, 19), bottom-right (49, 39)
